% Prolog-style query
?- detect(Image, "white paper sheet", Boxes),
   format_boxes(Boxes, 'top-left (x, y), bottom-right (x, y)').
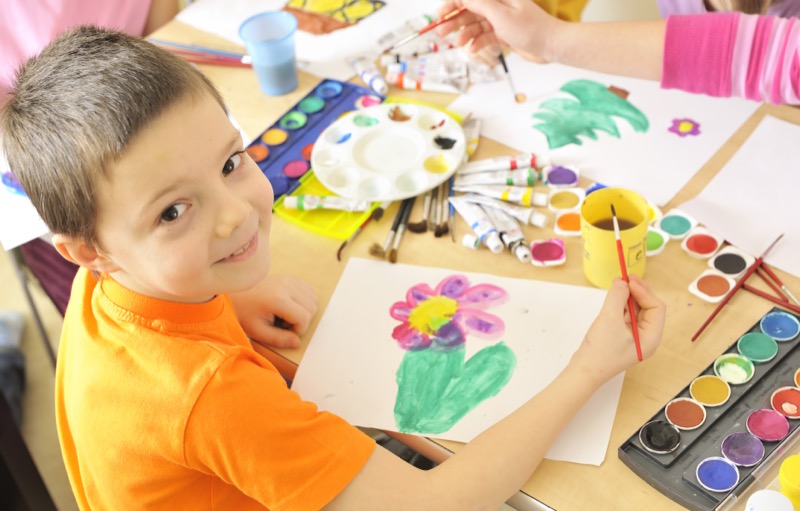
top-left (177, 0), bottom-right (438, 81)
top-left (681, 115), bottom-right (800, 279)
top-left (291, 258), bottom-right (623, 466)
top-left (447, 54), bottom-right (760, 207)
top-left (0, 145), bottom-right (48, 250)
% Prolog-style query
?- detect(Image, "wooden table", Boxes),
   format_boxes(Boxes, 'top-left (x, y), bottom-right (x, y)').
top-left (153, 20), bottom-right (800, 511)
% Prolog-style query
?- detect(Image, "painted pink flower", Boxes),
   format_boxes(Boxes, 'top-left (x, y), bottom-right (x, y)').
top-left (389, 275), bottom-right (508, 351)
top-left (668, 118), bottom-right (701, 137)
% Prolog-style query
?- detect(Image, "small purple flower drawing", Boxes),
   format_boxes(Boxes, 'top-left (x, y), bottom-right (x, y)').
top-left (668, 118), bottom-right (701, 137)
top-left (388, 275), bottom-right (516, 434)
top-left (389, 274), bottom-right (508, 352)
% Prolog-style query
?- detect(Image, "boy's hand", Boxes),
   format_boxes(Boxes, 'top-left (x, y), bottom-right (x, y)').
top-left (569, 275), bottom-right (666, 386)
top-left (229, 275), bottom-right (317, 349)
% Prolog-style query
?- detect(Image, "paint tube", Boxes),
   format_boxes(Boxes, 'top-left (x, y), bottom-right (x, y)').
top-left (375, 15), bottom-right (436, 50)
top-left (459, 153), bottom-right (550, 174)
top-left (401, 49), bottom-right (469, 83)
top-left (448, 196), bottom-right (504, 253)
top-left (480, 205), bottom-right (530, 263)
top-left (282, 195), bottom-right (372, 212)
top-left (385, 72), bottom-right (467, 93)
top-left (454, 167), bottom-right (541, 187)
top-left (461, 117), bottom-right (482, 160)
top-left (457, 193), bottom-right (548, 228)
top-left (452, 184), bottom-right (548, 208)
top-left (350, 56), bottom-right (389, 96)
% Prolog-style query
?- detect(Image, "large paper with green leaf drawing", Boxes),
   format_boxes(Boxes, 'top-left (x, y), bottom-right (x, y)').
top-left (447, 55), bottom-right (760, 207)
top-left (291, 258), bottom-right (619, 466)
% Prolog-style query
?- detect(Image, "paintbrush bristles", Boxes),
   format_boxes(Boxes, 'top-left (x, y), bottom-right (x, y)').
top-left (369, 243), bottom-right (386, 259)
top-left (407, 191), bottom-right (430, 233)
top-left (610, 204), bottom-right (621, 238)
top-left (388, 249), bottom-right (398, 263)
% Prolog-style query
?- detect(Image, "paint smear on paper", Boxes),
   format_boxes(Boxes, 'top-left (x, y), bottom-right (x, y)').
top-left (532, 79), bottom-right (649, 149)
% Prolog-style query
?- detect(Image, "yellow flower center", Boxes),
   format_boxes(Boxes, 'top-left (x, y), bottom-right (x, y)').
top-left (407, 295), bottom-right (458, 335)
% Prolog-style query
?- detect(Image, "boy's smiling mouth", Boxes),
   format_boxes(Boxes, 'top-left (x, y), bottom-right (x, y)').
top-left (219, 234), bottom-right (258, 263)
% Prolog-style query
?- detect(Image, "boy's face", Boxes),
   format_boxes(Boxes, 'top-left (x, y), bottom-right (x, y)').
top-left (91, 92), bottom-right (274, 303)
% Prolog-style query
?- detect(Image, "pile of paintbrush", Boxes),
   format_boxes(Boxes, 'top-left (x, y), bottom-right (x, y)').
top-left (693, 234), bottom-right (800, 342)
top-left (149, 39), bottom-right (252, 68)
top-left (336, 202), bottom-right (391, 261)
top-left (369, 197), bottom-right (417, 263)
top-left (406, 179), bottom-right (454, 240)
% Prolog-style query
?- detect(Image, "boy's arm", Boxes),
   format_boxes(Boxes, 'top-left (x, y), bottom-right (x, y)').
top-left (229, 274), bottom-right (317, 349)
top-left (325, 276), bottom-right (665, 511)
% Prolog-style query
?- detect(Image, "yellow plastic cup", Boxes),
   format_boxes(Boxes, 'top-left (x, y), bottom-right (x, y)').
top-left (580, 187), bottom-right (648, 289)
top-left (779, 454), bottom-right (800, 508)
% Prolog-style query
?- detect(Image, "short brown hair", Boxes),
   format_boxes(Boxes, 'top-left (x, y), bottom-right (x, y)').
top-left (1, 26), bottom-right (225, 243)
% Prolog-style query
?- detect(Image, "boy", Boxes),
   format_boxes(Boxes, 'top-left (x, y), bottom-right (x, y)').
top-left (2, 26), bottom-right (665, 510)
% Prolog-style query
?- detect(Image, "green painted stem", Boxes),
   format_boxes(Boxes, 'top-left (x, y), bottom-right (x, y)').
top-left (394, 342), bottom-right (516, 434)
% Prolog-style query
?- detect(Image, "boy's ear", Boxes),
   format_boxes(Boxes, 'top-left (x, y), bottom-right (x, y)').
top-left (51, 234), bottom-right (120, 273)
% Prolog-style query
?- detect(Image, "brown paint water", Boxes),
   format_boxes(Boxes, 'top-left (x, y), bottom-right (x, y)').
top-left (592, 217), bottom-right (637, 231)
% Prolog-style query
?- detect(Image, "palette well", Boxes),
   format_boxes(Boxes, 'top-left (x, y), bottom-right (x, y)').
top-left (619, 308), bottom-right (800, 511)
top-left (246, 79), bottom-right (381, 201)
top-left (656, 208), bottom-right (698, 240)
top-left (682, 227), bottom-right (724, 259)
top-left (530, 238), bottom-right (566, 267)
top-left (311, 103), bottom-right (466, 201)
top-left (689, 270), bottom-right (736, 303)
top-left (708, 246), bottom-right (756, 280)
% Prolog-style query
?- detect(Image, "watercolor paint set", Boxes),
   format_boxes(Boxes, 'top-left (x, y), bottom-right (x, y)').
top-left (619, 307), bottom-right (800, 510)
top-left (246, 79), bottom-right (382, 201)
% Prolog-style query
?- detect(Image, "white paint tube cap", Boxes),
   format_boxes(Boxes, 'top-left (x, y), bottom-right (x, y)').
top-left (462, 234), bottom-right (480, 249)
top-left (282, 196), bottom-right (299, 209)
top-left (485, 232), bottom-right (504, 254)
top-left (513, 244), bottom-right (531, 263)
top-left (532, 192), bottom-right (548, 208)
top-left (535, 153), bottom-right (551, 169)
top-left (529, 211), bottom-right (548, 228)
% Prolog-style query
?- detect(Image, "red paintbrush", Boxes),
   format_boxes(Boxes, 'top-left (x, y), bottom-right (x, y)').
top-left (760, 262), bottom-right (800, 305)
top-left (611, 204), bottom-right (642, 361)
top-left (692, 234), bottom-right (785, 342)
top-left (742, 284), bottom-right (800, 315)
top-left (382, 6), bottom-right (467, 53)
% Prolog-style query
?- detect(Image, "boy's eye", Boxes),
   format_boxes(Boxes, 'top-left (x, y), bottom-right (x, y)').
top-left (160, 203), bottom-right (188, 223)
top-left (223, 153), bottom-right (243, 175)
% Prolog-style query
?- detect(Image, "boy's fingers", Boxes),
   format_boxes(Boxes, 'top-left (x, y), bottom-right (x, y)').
top-left (601, 278), bottom-right (631, 312)
top-left (251, 325), bottom-right (301, 349)
top-left (628, 275), bottom-right (666, 331)
top-left (628, 275), bottom-right (661, 310)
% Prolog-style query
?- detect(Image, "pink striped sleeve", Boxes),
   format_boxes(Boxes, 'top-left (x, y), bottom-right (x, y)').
top-left (662, 13), bottom-right (800, 105)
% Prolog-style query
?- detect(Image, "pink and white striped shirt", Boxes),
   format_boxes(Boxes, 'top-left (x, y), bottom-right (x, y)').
top-left (1, 0), bottom-right (151, 99)
top-left (662, 13), bottom-right (800, 104)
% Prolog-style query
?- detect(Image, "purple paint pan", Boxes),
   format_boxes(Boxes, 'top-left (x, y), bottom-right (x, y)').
top-left (720, 431), bottom-right (765, 467)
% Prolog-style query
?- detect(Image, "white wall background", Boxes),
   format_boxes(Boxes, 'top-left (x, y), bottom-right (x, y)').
top-left (582, 0), bottom-right (661, 21)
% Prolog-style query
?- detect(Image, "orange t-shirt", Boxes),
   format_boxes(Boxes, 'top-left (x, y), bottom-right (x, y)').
top-left (56, 269), bottom-right (375, 510)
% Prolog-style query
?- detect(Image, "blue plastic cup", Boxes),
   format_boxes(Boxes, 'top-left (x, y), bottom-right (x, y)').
top-left (239, 11), bottom-right (298, 96)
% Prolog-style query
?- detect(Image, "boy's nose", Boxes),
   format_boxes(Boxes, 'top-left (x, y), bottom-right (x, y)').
top-left (214, 191), bottom-right (251, 239)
